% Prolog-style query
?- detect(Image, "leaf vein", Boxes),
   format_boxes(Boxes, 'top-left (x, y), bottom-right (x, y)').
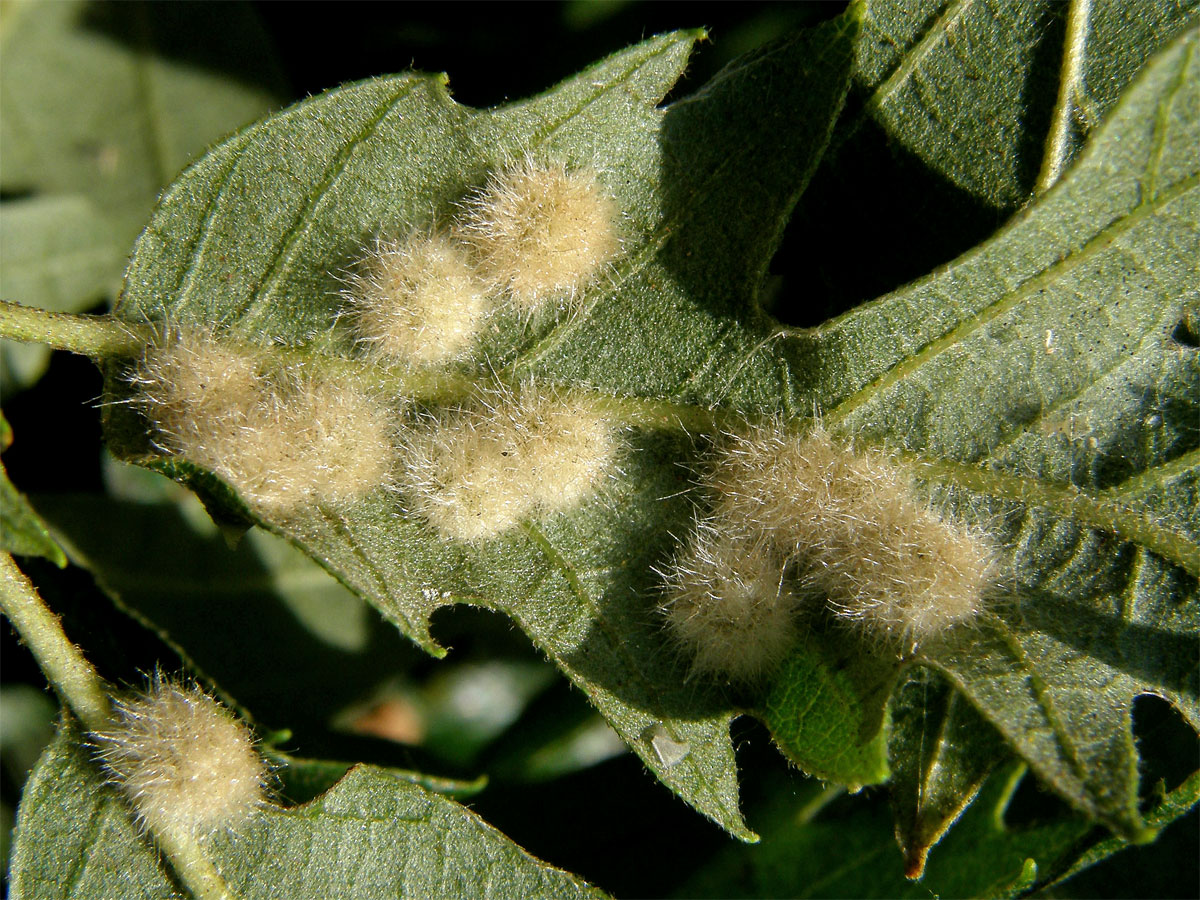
top-left (239, 79), bottom-right (423, 328)
top-left (170, 136), bottom-right (257, 323)
top-left (825, 174), bottom-right (1198, 427)
top-left (917, 452), bottom-right (1200, 575)
top-left (865, 0), bottom-right (972, 115)
top-left (519, 522), bottom-right (735, 820)
top-left (1143, 35), bottom-right (1195, 205)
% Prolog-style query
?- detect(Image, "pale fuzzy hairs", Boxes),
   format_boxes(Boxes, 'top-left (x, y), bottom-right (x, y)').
top-left (92, 677), bottom-right (270, 838)
top-left (456, 157), bottom-right (620, 313)
top-left (134, 327), bottom-right (396, 516)
top-left (345, 227), bottom-right (491, 365)
top-left (707, 424), bottom-right (998, 647)
top-left (398, 380), bottom-right (616, 542)
top-left (659, 521), bottom-right (800, 683)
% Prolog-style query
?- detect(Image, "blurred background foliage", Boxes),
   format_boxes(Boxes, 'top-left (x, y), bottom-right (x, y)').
top-left (1, 2), bottom-right (1196, 897)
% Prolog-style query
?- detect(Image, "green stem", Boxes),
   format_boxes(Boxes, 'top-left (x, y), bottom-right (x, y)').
top-left (0, 553), bottom-right (239, 900)
top-left (0, 301), bottom-right (726, 433)
top-left (0, 299), bottom-right (146, 359)
top-left (1035, 0), bottom-right (1092, 194)
top-left (152, 829), bottom-right (240, 900)
top-left (5, 303), bottom-right (1191, 574)
top-left (0, 553), bottom-right (112, 731)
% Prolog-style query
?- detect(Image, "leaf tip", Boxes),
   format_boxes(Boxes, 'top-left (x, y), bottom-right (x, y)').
top-left (903, 848), bottom-right (928, 881)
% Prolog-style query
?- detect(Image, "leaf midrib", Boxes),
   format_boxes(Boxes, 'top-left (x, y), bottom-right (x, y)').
top-left (921, 453), bottom-right (1200, 575)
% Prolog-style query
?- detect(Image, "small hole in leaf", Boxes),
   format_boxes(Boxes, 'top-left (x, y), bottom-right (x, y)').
top-left (1131, 694), bottom-right (1199, 811)
top-left (1002, 768), bottom-right (1075, 830)
top-left (1170, 317), bottom-right (1199, 348)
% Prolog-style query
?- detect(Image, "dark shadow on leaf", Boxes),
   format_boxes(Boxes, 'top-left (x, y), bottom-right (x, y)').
top-left (656, 19), bottom-right (856, 333)
top-left (1129, 694), bottom-right (1200, 802)
top-left (245, 2), bottom-right (845, 111)
top-left (773, 111), bottom-right (1005, 327)
top-left (559, 429), bottom-right (734, 722)
top-left (32, 496), bottom-right (424, 746)
top-left (13, 555), bottom-right (191, 689)
top-left (1015, 3), bottom-right (1069, 194)
top-left (1002, 765), bottom-right (1078, 831)
top-left (1014, 587), bottom-right (1200, 701)
top-left (1171, 306), bottom-right (1200, 348)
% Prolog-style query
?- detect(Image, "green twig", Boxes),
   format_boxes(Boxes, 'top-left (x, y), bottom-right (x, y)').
top-left (0, 299), bottom-right (147, 359)
top-left (0, 300), bottom-right (728, 435)
top-left (0, 553), bottom-right (239, 900)
top-left (0, 553), bottom-right (112, 731)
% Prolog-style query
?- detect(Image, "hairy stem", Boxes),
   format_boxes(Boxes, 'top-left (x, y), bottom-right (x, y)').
top-left (1035, 0), bottom-right (1092, 194)
top-left (5, 304), bottom-right (1188, 575)
top-left (152, 829), bottom-right (240, 900)
top-left (0, 299), bottom-right (147, 359)
top-left (0, 553), bottom-right (239, 900)
top-left (0, 301), bottom-right (728, 432)
top-left (0, 553), bottom-right (112, 731)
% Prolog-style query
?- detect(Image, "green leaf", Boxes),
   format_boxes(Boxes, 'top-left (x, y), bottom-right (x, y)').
top-left (0, 685), bottom-right (58, 789)
top-left (0, 414), bottom-right (66, 566)
top-left (99, 4), bottom-right (1197, 857)
top-left (679, 759), bottom-right (1199, 899)
top-left (9, 721), bottom-right (604, 899)
top-left (760, 630), bottom-right (896, 789)
top-left (270, 754), bottom-right (487, 806)
top-left (853, 0), bottom-right (1200, 206)
top-left (1049, 769), bottom-right (1200, 891)
top-left (785, 0), bottom-right (1200, 320)
top-left (31, 492), bottom-right (420, 740)
top-left (814, 23), bottom-right (1200, 841)
top-left (0, 0), bottom-right (283, 227)
top-left (485, 688), bottom-right (628, 783)
top-left (886, 668), bottom-right (1010, 878)
top-left (105, 21), bottom-right (859, 842)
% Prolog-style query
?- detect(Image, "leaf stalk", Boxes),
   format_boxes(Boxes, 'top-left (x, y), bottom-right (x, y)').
top-left (0, 553), bottom-right (240, 900)
top-left (0, 552), bottom-right (112, 731)
top-left (0, 299), bottom-right (147, 359)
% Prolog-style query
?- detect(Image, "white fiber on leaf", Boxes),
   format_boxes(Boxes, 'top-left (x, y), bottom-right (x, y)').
top-left (457, 159), bottom-right (620, 312)
top-left (346, 229), bottom-right (490, 365)
top-left (92, 678), bottom-right (269, 838)
top-left (660, 423), bottom-right (999, 680)
top-left (399, 381), bottom-right (615, 542)
top-left (135, 329), bottom-right (396, 515)
top-left (660, 522), bottom-right (799, 683)
top-left (709, 425), bottom-right (998, 646)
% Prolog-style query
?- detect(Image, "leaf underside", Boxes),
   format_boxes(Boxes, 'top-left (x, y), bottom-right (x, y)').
top-left (8, 721), bottom-right (604, 900)
top-left (98, 9), bottom-right (1198, 856)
